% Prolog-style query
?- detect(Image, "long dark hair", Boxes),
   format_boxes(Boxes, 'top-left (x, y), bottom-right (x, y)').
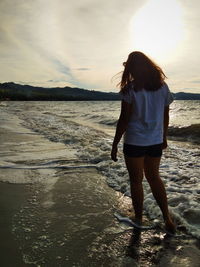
top-left (120, 51), bottom-right (166, 93)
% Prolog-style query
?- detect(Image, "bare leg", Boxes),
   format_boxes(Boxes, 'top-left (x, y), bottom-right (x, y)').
top-left (144, 156), bottom-right (176, 233)
top-left (124, 156), bottom-right (144, 223)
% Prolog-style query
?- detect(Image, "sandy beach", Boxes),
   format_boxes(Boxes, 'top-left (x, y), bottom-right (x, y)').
top-left (0, 104), bottom-right (200, 266)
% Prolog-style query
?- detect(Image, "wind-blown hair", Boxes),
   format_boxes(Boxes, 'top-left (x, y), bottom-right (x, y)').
top-left (120, 51), bottom-right (166, 93)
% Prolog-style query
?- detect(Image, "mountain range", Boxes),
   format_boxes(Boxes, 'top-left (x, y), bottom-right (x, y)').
top-left (0, 82), bottom-right (199, 101)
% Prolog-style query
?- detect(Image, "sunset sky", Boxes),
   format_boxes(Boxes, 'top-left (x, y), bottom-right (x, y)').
top-left (0, 0), bottom-right (199, 93)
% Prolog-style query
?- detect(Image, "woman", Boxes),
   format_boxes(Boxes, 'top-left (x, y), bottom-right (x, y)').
top-left (111, 51), bottom-right (176, 234)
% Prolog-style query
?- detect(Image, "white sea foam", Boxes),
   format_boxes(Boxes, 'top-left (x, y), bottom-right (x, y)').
top-left (1, 101), bottom-right (200, 239)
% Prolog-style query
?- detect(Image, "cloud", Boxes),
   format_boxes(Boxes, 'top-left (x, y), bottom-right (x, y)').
top-left (0, 0), bottom-right (149, 90)
top-left (75, 68), bottom-right (90, 71)
top-left (51, 59), bottom-right (71, 75)
top-left (0, 0), bottom-right (200, 93)
top-left (191, 80), bottom-right (200, 84)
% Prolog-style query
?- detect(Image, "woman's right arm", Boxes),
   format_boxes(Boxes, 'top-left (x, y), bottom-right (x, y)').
top-left (111, 100), bottom-right (132, 161)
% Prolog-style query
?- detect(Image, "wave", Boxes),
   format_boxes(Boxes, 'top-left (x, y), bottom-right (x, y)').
top-left (168, 124), bottom-right (200, 143)
top-left (99, 119), bottom-right (117, 126)
top-left (4, 101), bottom-right (200, 239)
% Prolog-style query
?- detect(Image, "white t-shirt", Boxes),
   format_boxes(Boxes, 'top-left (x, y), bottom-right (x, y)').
top-left (121, 82), bottom-right (174, 146)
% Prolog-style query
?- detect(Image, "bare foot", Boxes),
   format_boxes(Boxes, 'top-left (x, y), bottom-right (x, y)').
top-left (165, 218), bottom-right (176, 235)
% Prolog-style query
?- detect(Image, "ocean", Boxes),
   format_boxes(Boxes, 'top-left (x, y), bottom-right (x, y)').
top-left (0, 101), bottom-right (200, 267)
top-left (0, 100), bottom-right (199, 265)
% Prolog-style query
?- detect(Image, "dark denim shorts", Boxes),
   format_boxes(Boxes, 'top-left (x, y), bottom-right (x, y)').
top-left (123, 143), bottom-right (163, 158)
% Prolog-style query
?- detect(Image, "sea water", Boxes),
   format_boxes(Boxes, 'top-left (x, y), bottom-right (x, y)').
top-left (1, 100), bottom-right (200, 239)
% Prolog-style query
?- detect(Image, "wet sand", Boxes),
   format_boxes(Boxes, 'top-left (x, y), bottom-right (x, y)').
top-left (0, 107), bottom-right (200, 266)
top-left (0, 182), bottom-right (31, 266)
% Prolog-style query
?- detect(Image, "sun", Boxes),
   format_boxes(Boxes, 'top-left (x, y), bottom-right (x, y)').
top-left (130, 0), bottom-right (185, 62)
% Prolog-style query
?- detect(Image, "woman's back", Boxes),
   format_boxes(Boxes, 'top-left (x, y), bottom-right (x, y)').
top-left (122, 83), bottom-right (173, 146)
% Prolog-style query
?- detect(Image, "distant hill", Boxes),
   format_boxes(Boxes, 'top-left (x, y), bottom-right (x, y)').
top-left (172, 92), bottom-right (200, 100)
top-left (0, 82), bottom-right (120, 101)
top-left (0, 82), bottom-right (199, 100)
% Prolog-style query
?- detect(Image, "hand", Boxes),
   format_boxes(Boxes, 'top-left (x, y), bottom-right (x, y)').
top-left (162, 138), bottom-right (168, 149)
top-left (111, 144), bottom-right (118, 162)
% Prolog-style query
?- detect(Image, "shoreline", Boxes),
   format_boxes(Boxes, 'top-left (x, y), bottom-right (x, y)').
top-left (0, 106), bottom-right (200, 266)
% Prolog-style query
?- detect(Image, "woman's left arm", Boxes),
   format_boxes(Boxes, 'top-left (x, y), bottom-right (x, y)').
top-left (111, 100), bottom-right (132, 161)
